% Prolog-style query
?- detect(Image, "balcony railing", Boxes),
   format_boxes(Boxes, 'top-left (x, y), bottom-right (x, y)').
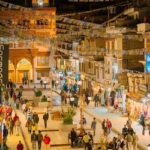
top-left (9, 41), bottom-right (35, 49)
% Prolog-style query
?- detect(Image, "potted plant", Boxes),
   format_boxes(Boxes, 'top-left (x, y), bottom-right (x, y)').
top-left (34, 90), bottom-right (42, 106)
top-left (38, 95), bottom-right (49, 107)
top-left (61, 107), bottom-right (77, 131)
top-left (34, 90), bottom-right (42, 97)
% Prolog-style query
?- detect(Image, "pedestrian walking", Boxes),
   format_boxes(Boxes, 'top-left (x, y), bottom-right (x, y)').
top-left (60, 90), bottom-right (65, 105)
top-left (26, 118), bottom-right (33, 133)
top-left (43, 112), bottom-right (49, 128)
top-left (17, 141), bottom-right (24, 150)
top-left (102, 119), bottom-right (107, 135)
top-left (106, 119), bottom-right (112, 135)
top-left (94, 94), bottom-right (99, 107)
top-left (83, 116), bottom-right (87, 127)
top-left (87, 139), bottom-right (93, 150)
top-left (13, 114), bottom-right (19, 124)
top-left (32, 123), bottom-right (38, 132)
top-left (125, 133), bottom-right (133, 150)
top-left (33, 112), bottom-right (39, 126)
top-left (27, 109), bottom-right (33, 120)
top-left (126, 118), bottom-right (132, 128)
top-left (91, 118), bottom-right (96, 136)
top-left (122, 125), bottom-right (128, 138)
top-left (70, 128), bottom-right (77, 147)
top-left (31, 131), bottom-right (37, 150)
top-left (9, 118), bottom-right (14, 135)
top-left (132, 132), bottom-right (138, 150)
top-left (140, 116), bottom-right (145, 135)
top-left (3, 125), bottom-right (8, 143)
top-left (40, 80), bottom-right (43, 88)
top-left (15, 118), bottom-right (21, 136)
top-left (37, 130), bottom-right (43, 150)
top-left (83, 133), bottom-right (90, 150)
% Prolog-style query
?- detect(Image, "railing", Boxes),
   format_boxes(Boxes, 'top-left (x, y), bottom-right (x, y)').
top-left (9, 41), bottom-right (35, 49)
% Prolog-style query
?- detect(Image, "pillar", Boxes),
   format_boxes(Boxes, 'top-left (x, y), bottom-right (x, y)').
top-left (32, 57), bottom-right (35, 83)
top-left (14, 63), bottom-right (17, 83)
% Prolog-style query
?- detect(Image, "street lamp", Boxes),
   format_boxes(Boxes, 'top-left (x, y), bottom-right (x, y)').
top-left (77, 80), bottom-right (83, 132)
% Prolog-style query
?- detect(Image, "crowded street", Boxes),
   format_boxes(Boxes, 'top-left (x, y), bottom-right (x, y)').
top-left (1, 0), bottom-right (150, 150)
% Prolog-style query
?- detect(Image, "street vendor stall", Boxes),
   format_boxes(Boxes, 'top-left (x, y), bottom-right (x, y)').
top-left (127, 93), bottom-right (150, 120)
top-left (0, 105), bottom-right (13, 120)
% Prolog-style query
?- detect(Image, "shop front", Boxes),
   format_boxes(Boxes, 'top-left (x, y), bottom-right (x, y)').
top-left (127, 93), bottom-right (150, 120)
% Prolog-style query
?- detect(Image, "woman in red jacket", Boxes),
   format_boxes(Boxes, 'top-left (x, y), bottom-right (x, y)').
top-left (17, 141), bottom-right (24, 150)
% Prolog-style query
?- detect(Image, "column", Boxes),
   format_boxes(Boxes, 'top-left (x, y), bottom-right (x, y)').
top-left (32, 57), bottom-right (36, 83)
top-left (14, 63), bottom-right (17, 83)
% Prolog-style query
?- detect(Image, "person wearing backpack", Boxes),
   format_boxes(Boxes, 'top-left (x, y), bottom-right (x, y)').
top-left (37, 130), bottom-right (43, 150)
top-left (31, 131), bottom-right (37, 150)
top-left (43, 112), bottom-right (49, 128)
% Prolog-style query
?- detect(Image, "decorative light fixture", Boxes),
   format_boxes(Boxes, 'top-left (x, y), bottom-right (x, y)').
top-left (37, 0), bottom-right (44, 6)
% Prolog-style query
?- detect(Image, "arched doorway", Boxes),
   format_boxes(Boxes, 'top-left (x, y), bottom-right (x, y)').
top-left (8, 60), bottom-right (15, 82)
top-left (16, 58), bottom-right (32, 83)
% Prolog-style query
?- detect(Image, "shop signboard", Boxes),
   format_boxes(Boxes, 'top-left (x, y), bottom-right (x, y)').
top-left (0, 44), bottom-right (9, 104)
top-left (146, 53), bottom-right (150, 73)
top-left (0, 44), bottom-right (9, 84)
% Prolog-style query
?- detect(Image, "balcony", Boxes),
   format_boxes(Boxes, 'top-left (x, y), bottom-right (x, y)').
top-left (9, 41), bottom-right (35, 49)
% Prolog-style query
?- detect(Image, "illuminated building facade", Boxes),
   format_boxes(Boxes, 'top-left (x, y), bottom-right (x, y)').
top-left (2, 1), bottom-right (56, 83)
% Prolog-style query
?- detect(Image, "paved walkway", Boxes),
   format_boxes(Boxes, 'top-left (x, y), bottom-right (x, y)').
top-left (14, 90), bottom-right (116, 150)
top-left (6, 87), bottom-right (146, 150)
top-left (41, 89), bottom-right (147, 150)
top-left (84, 105), bottom-right (149, 150)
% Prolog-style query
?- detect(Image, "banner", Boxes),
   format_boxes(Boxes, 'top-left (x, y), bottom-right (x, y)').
top-left (0, 44), bottom-right (9, 84)
top-left (146, 53), bottom-right (150, 73)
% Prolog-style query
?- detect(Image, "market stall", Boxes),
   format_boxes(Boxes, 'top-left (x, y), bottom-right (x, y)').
top-left (127, 93), bottom-right (150, 120)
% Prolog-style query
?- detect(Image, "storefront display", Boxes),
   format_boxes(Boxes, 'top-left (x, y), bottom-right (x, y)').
top-left (127, 93), bottom-right (150, 120)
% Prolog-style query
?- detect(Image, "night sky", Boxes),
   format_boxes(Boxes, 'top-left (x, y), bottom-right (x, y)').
top-left (1, 0), bottom-right (133, 14)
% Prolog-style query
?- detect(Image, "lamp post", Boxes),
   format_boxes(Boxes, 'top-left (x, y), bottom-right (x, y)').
top-left (77, 80), bottom-right (83, 132)
top-left (50, 71), bottom-right (53, 107)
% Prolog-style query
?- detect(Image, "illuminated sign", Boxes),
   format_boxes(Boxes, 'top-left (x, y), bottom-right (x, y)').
top-left (146, 53), bottom-right (150, 73)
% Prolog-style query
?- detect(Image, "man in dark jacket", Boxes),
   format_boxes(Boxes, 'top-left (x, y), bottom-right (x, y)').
top-left (122, 125), bottom-right (128, 138)
top-left (33, 112), bottom-right (39, 125)
top-left (141, 117), bottom-right (145, 135)
top-left (37, 130), bottom-right (43, 150)
top-left (3, 125), bottom-right (8, 143)
top-left (43, 112), bottom-right (49, 128)
top-left (70, 128), bottom-right (77, 147)
top-left (31, 131), bottom-right (37, 150)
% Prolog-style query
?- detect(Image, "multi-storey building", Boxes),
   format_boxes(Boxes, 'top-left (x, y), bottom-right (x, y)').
top-left (0, 0), bottom-right (56, 83)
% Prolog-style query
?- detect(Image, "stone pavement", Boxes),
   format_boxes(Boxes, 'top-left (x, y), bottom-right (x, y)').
top-left (84, 105), bottom-right (149, 150)
top-left (6, 87), bottom-right (145, 150)
top-left (49, 88), bottom-right (149, 150)
top-left (11, 89), bottom-right (116, 150)
top-left (15, 105), bottom-right (117, 150)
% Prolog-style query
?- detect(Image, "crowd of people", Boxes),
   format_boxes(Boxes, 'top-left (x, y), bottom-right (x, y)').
top-left (0, 76), bottom-right (147, 150)
top-left (0, 80), bottom-right (52, 150)
top-left (69, 115), bottom-right (140, 150)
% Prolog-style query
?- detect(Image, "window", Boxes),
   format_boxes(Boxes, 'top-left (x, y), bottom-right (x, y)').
top-left (37, 19), bottom-right (49, 26)
top-left (37, 57), bottom-right (49, 66)
top-left (37, 71), bottom-right (49, 80)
